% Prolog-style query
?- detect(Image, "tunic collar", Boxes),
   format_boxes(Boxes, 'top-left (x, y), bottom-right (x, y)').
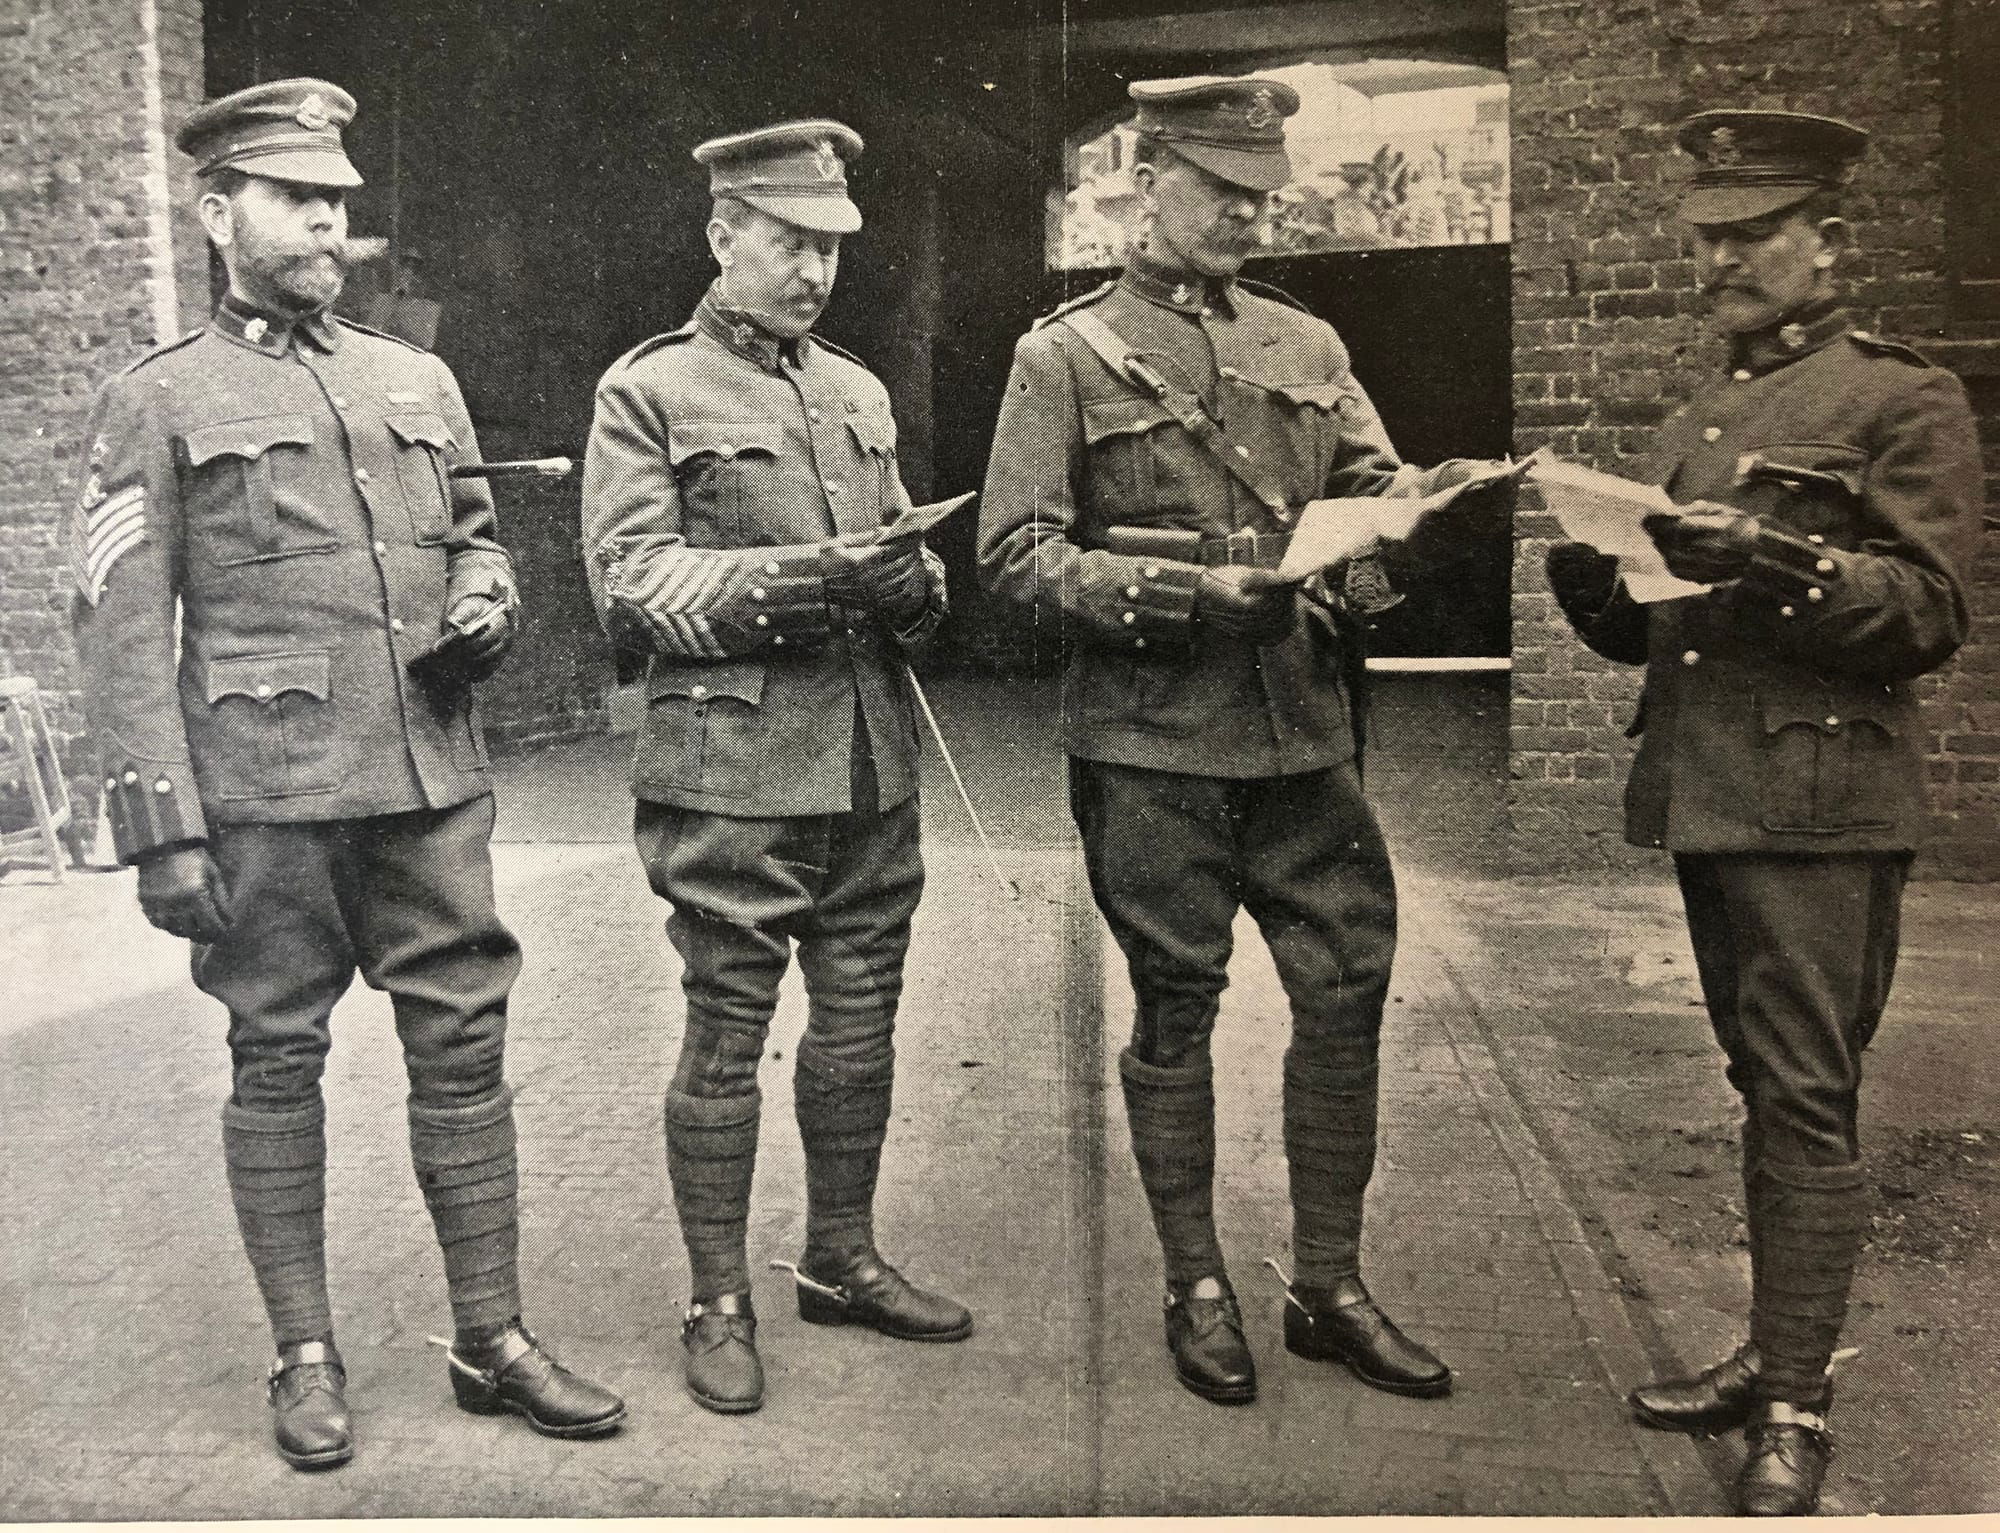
top-left (695, 282), bottom-right (811, 371)
top-left (212, 291), bottom-right (342, 355)
top-left (1120, 250), bottom-right (1238, 318)
top-left (1728, 299), bottom-right (1847, 377)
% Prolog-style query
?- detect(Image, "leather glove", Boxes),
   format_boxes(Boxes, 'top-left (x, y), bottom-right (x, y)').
top-left (1544, 540), bottom-right (1623, 626)
top-left (1642, 503), bottom-right (1759, 584)
top-left (137, 844), bottom-right (232, 943)
top-left (410, 594), bottom-right (515, 690)
top-left (1195, 565), bottom-right (1295, 644)
top-left (823, 535), bottom-right (930, 624)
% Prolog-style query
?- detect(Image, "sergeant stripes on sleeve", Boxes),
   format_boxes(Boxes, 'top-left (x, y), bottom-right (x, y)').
top-left (71, 484), bottom-right (148, 606)
top-left (609, 542), bottom-right (746, 659)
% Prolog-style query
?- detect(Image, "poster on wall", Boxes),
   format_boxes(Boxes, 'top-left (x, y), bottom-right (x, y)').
top-left (1050, 58), bottom-right (1510, 271)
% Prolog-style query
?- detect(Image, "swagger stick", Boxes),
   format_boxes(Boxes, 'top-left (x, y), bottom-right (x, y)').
top-left (904, 665), bottom-right (1019, 902)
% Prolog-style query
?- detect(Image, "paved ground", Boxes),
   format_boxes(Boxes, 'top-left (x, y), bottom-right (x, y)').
top-left (2, 673), bottom-right (1993, 1516)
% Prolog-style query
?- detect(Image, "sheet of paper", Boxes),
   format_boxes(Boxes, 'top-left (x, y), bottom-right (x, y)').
top-left (1275, 459), bottom-right (1524, 583)
top-left (1527, 457), bottom-right (1710, 603)
top-left (877, 490), bottom-right (977, 542)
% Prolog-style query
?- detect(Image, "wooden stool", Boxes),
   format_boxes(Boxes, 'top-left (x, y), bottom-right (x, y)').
top-left (0, 676), bottom-right (76, 882)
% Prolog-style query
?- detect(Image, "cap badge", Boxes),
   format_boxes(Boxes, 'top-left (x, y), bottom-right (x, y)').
top-left (1707, 125), bottom-right (1742, 165)
top-left (1779, 322), bottom-right (1808, 350)
top-left (814, 139), bottom-right (841, 181)
top-left (242, 317), bottom-right (268, 344)
top-left (1244, 88), bottom-right (1279, 131)
top-left (89, 437), bottom-right (109, 466)
top-left (295, 94), bottom-right (331, 132)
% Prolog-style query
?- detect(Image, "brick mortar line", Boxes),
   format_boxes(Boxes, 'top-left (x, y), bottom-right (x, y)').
top-left (1425, 940), bottom-right (1724, 1515)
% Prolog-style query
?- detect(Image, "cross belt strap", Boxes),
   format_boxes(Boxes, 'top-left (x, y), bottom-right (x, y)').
top-left (1060, 309), bottom-right (1296, 529)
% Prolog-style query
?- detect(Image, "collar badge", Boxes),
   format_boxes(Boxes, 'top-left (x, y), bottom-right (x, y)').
top-left (1779, 322), bottom-right (1808, 350)
top-left (295, 94), bottom-right (331, 132)
top-left (81, 474), bottom-right (104, 510)
top-left (242, 317), bottom-right (268, 344)
top-left (89, 437), bottom-right (109, 465)
top-left (1172, 282), bottom-right (1193, 305)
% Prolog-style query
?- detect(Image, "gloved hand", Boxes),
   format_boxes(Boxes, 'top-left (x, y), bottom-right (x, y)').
top-left (823, 534), bottom-right (930, 624)
top-left (1544, 540), bottom-right (1623, 625)
top-left (411, 593), bottom-right (515, 690)
top-left (1195, 565), bottom-right (1295, 644)
top-left (136, 844), bottom-right (232, 943)
top-left (1642, 503), bottom-right (1759, 584)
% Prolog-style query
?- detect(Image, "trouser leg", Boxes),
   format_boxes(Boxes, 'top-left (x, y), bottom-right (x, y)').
top-left (1242, 765), bottom-right (1397, 1288)
top-left (793, 782), bottom-right (923, 1263)
top-left (1676, 852), bottom-right (1908, 1405)
top-left (1071, 758), bottom-right (1241, 1284)
top-left (339, 798), bottom-right (523, 1331)
top-left (195, 822), bottom-right (356, 1348)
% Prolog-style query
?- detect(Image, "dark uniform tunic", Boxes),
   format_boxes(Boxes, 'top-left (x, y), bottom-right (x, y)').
top-left (68, 295), bottom-right (521, 1112)
top-left (1554, 307), bottom-right (1981, 1401)
top-left (978, 255), bottom-right (1419, 1289)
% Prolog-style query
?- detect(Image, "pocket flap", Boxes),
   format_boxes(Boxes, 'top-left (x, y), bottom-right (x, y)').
top-left (1759, 690), bottom-right (1899, 738)
top-left (845, 409), bottom-right (897, 456)
top-left (1738, 441), bottom-right (1867, 498)
top-left (1269, 380), bottom-right (1360, 413)
top-left (668, 422), bottom-right (781, 467)
top-left (182, 413), bottom-right (315, 468)
top-left (386, 411), bottom-right (456, 452)
top-left (205, 650), bottom-right (331, 706)
top-left (1082, 396), bottom-right (1176, 444)
top-left (648, 659), bottom-right (767, 706)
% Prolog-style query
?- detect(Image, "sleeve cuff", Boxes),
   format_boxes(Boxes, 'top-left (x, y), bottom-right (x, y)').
top-left (1736, 526), bottom-right (1845, 608)
top-left (101, 758), bottom-right (206, 863)
top-left (1097, 555), bottom-right (1201, 653)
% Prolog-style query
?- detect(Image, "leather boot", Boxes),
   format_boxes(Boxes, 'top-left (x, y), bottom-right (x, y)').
top-left (1735, 1400), bottom-right (1833, 1515)
top-left (1164, 1275), bottom-right (1257, 1405)
top-left (445, 1319), bottom-right (625, 1437)
top-left (1282, 1274), bottom-right (1451, 1397)
top-left (783, 1249), bottom-right (973, 1341)
top-left (682, 1291), bottom-right (763, 1414)
top-left (1629, 1343), bottom-right (1762, 1435)
top-left (267, 1338), bottom-right (352, 1470)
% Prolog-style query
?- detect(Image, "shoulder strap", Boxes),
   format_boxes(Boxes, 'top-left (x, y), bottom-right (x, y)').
top-left (1057, 309), bottom-right (1295, 526)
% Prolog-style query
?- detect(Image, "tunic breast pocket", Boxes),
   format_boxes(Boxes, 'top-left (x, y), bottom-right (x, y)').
top-left (1082, 396), bottom-right (1179, 516)
top-left (1239, 376), bottom-right (1372, 496)
top-left (646, 660), bottom-right (768, 797)
top-left (385, 411), bottom-right (457, 544)
top-left (1758, 690), bottom-right (1899, 834)
top-left (200, 650), bottom-right (344, 799)
top-left (844, 406), bottom-right (897, 522)
top-left (179, 414), bottom-right (333, 565)
top-left (669, 423), bottom-right (781, 544)
top-left (1735, 441), bottom-right (1868, 545)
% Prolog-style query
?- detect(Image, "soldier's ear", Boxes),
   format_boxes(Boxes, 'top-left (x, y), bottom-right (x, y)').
top-left (1131, 160), bottom-right (1160, 213)
top-left (1813, 217), bottom-right (1851, 265)
top-left (197, 187), bottom-right (236, 250)
top-left (707, 217), bottom-right (735, 270)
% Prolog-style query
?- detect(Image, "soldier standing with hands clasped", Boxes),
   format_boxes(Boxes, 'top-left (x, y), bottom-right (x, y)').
top-left (582, 119), bottom-right (968, 1418)
top-left (979, 76), bottom-right (1516, 1408)
top-left (1545, 110), bottom-right (1982, 1515)
top-left (67, 79), bottom-right (624, 1471)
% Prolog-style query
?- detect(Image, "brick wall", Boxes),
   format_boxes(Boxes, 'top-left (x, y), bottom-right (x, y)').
top-left (1508, 0), bottom-right (2000, 875)
top-left (0, 0), bottom-right (205, 845)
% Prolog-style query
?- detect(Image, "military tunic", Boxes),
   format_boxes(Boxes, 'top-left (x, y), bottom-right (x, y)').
top-left (70, 298), bottom-right (512, 860)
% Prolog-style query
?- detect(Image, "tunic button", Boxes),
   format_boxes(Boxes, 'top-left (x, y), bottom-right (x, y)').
top-left (390, 618), bottom-right (405, 633)
top-left (1122, 611), bottom-right (1137, 624)
top-left (105, 776), bottom-right (117, 791)
top-left (763, 561), bottom-right (781, 576)
top-left (690, 685), bottom-right (709, 699)
top-left (755, 614), bottom-right (770, 627)
top-left (826, 482), bottom-right (844, 496)
top-left (1825, 715), bottom-right (1841, 728)
top-left (751, 586), bottom-right (767, 600)
top-left (1125, 584), bottom-right (1140, 598)
top-left (1143, 564), bottom-right (1161, 579)
top-left (332, 395), bottom-right (348, 409)
top-left (374, 540), bottom-right (388, 556)
top-left (123, 770), bottom-right (139, 785)
top-left (1780, 605), bottom-right (1797, 618)
top-left (1816, 557), bottom-right (1835, 574)
top-left (773, 635), bottom-right (786, 646)
top-left (154, 779), bottom-right (171, 795)
top-left (1732, 369), bottom-right (1752, 382)
top-left (1234, 445), bottom-right (1251, 459)
top-left (255, 683), bottom-right (272, 699)
top-left (1218, 366), bottom-right (1239, 380)
top-left (1807, 586), bottom-right (1825, 603)
top-left (1134, 637), bottom-right (1147, 649)
top-left (1681, 649), bottom-right (1700, 665)
top-left (1702, 426), bottom-right (1722, 442)
top-left (809, 408), bottom-right (823, 423)
top-left (1807, 533), bottom-right (1826, 544)
top-left (355, 468), bottom-right (371, 484)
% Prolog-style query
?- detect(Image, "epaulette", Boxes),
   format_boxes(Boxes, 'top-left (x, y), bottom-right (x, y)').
top-left (615, 323), bottom-right (697, 370)
top-left (116, 327), bottom-right (204, 377)
top-left (1847, 329), bottom-right (1932, 367)
top-left (1031, 281), bottom-right (1116, 330)
top-left (334, 315), bottom-right (431, 353)
top-left (1236, 278), bottom-right (1312, 315)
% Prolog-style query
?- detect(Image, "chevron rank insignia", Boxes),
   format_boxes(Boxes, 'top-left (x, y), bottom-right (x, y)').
top-left (70, 480), bottom-right (147, 605)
